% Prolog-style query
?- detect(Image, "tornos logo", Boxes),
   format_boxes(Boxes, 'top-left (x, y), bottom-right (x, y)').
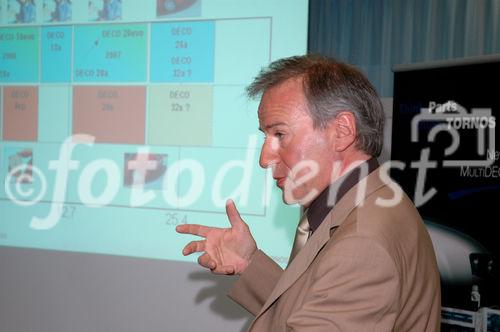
top-left (412, 102), bottom-right (496, 168)
top-left (425, 100), bottom-right (496, 130)
top-left (404, 101), bottom-right (497, 206)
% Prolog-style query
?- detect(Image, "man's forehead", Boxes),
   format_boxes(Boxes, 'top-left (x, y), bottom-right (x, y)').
top-left (257, 84), bottom-right (310, 122)
top-left (257, 106), bottom-right (313, 135)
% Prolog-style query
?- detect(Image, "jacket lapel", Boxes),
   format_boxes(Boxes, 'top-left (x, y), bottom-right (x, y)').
top-left (252, 168), bottom-right (387, 321)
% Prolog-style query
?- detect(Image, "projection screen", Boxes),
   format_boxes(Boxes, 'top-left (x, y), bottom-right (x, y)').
top-left (0, 1), bottom-right (309, 331)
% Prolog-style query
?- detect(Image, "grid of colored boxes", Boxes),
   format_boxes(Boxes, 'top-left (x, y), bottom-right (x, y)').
top-left (0, 18), bottom-right (271, 146)
top-left (0, 21), bottom-right (216, 84)
top-left (2, 85), bottom-right (213, 146)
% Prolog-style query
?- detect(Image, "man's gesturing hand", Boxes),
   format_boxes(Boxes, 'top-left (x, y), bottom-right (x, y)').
top-left (175, 199), bottom-right (257, 275)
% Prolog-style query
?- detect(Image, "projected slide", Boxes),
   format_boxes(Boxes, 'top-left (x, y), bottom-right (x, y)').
top-left (0, 0), bottom-right (308, 265)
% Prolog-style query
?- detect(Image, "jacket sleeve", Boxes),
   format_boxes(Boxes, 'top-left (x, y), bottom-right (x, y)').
top-left (227, 250), bottom-right (283, 316)
top-left (286, 236), bottom-right (400, 331)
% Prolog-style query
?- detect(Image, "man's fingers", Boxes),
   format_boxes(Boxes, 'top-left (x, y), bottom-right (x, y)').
top-left (176, 224), bottom-right (213, 237)
top-left (182, 240), bottom-right (205, 256)
top-left (225, 199), bottom-right (244, 228)
top-left (215, 265), bottom-right (235, 275)
top-left (198, 253), bottom-right (216, 270)
top-left (198, 254), bottom-right (235, 274)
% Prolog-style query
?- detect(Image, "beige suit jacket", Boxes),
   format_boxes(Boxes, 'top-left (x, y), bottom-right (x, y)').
top-left (228, 167), bottom-right (441, 331)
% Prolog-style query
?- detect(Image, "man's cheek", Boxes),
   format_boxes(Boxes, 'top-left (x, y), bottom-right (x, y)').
top-left (283, 160), bottom-right (319, 204)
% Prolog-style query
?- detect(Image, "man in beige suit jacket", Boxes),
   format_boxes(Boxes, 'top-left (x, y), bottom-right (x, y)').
top-left (177, 55), bottom-right (441, 331)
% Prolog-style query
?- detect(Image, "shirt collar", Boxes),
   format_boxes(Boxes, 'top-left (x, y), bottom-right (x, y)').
top-left (306, 157), bottom-right (379, 233)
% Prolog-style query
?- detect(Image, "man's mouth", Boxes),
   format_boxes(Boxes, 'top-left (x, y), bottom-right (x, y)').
top-left (274, 177), bottom-right (286, 188)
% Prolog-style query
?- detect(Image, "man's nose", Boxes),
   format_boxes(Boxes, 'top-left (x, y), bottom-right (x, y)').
top-left (259, 138), bottom-right (279, 169)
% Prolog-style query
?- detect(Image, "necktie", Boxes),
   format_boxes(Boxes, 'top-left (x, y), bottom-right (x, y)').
top-left (289, 212), bottom-right (310, 262)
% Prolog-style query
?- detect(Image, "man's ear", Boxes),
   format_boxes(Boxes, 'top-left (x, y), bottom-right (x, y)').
top-left (330, 111), bottom-right (357, 152)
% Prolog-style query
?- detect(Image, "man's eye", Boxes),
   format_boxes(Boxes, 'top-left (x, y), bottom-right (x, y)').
top-left (275, 132), bottom-right (285, 140)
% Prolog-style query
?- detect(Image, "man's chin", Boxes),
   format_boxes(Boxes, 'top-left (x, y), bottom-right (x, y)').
top-left (281, 196), bottom-right (297, 205)
top-left (281, 189), bottom-right (315, 206)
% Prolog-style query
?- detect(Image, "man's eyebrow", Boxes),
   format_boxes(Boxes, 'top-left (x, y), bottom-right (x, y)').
top-left (258, 122), bottom-right (287, 132)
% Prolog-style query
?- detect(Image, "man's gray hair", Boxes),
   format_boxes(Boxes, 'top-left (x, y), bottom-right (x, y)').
top-left (247, 55), bottom-right (385, 157)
